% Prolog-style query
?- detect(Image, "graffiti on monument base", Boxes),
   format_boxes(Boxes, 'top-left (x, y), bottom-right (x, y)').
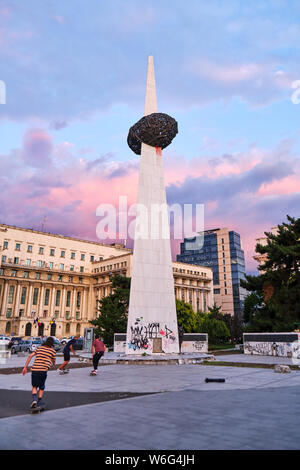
top-left (244, 341), bottom-right (293, 357)
top-left (128, 322), bottom-right (176, 351)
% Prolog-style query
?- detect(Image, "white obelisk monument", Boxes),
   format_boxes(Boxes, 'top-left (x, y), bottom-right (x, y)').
top-left (126, 56), bottom-right (180, 354)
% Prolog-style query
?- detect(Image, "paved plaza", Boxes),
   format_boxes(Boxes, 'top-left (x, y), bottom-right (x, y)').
top-left (0, 352), bottom-right (300, 450)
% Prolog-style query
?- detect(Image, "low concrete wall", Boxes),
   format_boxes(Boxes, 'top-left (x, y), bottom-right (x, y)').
top-left (114, 333), bottom-right (208, 354)
top-left (243, 333), bottom-right (300, 357)
top-left (180, 334), bottom-right (208, 353)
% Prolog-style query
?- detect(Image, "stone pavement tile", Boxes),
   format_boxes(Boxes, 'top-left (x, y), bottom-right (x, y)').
top-left (1, 386), bottom-right (300, 450)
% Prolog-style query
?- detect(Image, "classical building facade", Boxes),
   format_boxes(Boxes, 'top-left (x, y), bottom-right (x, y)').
top-left (0, 224), bottom-right (214, 338)
top-left (177, 228), bottom-right (247, 318)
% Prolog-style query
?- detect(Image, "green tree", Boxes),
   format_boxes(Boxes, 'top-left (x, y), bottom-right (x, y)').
top-left (241, 215), bottom-right (300, 331)
top-left (176, 299), bottom-right (198, 332)
top-left (90, 274), bottom-right (130, 346)
top-left (208, 303), bottom-right (242, 343)
top-left (198, 317), bottom-right (230, 344)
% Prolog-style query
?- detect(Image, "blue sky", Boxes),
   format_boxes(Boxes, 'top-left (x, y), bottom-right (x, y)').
top-left (0, 0), bottom-right (300, 273)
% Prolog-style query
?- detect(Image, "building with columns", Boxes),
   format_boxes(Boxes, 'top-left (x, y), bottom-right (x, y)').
top-left (0, 224), bottom-right (213, 338)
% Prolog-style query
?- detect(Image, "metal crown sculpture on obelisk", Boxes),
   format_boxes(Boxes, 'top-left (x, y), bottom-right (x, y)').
top-left (125, 56), bottom-right (179, 354)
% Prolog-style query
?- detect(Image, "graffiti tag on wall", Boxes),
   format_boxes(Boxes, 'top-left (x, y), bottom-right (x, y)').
top-left (128, 322), bottom-right (176, 351)
top-left (244, 341), bottom-right (293, 357)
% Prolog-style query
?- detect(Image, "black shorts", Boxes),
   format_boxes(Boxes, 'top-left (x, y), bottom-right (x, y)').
top-left (63, 350), bottom-right (71, 361)
top-left (31, 371), bottom-right (47, 390)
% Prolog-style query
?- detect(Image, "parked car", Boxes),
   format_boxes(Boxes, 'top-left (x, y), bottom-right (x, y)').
top-left (53, 338), bottom-right (62, 351)
top-left (8, 337), bottom-right (23, 349)
top-left (11, 340), bottom-right (33, 354)
top-left (60, 336), bottom-right (84, 350)
top-left (29, 339), bottom-right (42, 353)
top-left (0, 336), bottom-right (11, 346)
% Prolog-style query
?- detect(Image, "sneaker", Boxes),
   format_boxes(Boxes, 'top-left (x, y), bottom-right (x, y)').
top-left (30, 400), bottom-right (37, 409)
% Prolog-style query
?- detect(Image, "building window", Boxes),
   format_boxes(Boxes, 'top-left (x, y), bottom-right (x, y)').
top-left (19, 309), bottom-right (24, 317)
top-left (8, 286), bottom-right (14, 303)
top-left (15, 243), bottom-right (21, 251)
top-left (50, 249), bottom-right (55, 256)
top-left (14, 257), bottom-right (19, 264)
top-left (47, 274), bottom-right (52, 280)
top-left (44, 289), bottom-right (50, 306)
top-left (79, 277), bottom-right (83, 283)
top-left (49, 262), bottom-right (53, 269)
top-left (66, 311), bottom-right (70, 320)
top-left (26, 259), bottom-right (31, 266)
top-left (66, 322), bottom-right (70, 333)
top-left (80, 266), bottom-right (84, 273)
top-left (36, 273), bottom-right (41, 280)
top-left (55, 290), bottom-right (61, 307)
top-left (24, 271), bottom-right (29, 279)
top-left (70, 265), bottom-right (74, 271)
top-left (58, 275), bottom-right (62, 282)
top-left (66, 291), bottom-right (71, 307)
top-left (71, 252), bottom-right (75, 259)
top-left (76, 312), bottom-right (80, 320)
top-left (81, 254), bottom-right (85, 261)
top-left (76, 292), bottom-right (81, 308)
top-left (214, 288), bottom-right (221, 294)
top-left (3, 241), bottom-right (8, 249)
top-left (59, 263), bottom-right (64, 271)
top-left (76, 322), bottom-right (80, 332)
top-left (38, 260), bottom-right (43, 267)
top-left (11, 270), bottom-right (17, 277)
top-left (225, 289), bottom-right (228, 295)
top-left (39, 247), bottom-right (44, 254)
top-left (61, 251), bottom-right (65, 258)
top-left (20, 287), bottom-right (27, 304)
top-left (1, 255), bottom-right (6, 262)
top-left (90, 255), bottom-right (94, 262)
top-left (6, 309), bottom-right (12, 318)
top-left (27, 245), bottom-right (33, 253)
top-left (0, 269), bottom-right (4, 275)
top-left (54, 311), bottom-right (59, 318)
top-left (33, 288), bottom-right (39, 305)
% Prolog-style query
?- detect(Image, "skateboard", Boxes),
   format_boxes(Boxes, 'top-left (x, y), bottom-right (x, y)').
top-left (59, 369), bottom-right (70, 375)
top-left (30, 403), bottom-right (46, 414)
top-left (90, 370), bottom-right (98, 376)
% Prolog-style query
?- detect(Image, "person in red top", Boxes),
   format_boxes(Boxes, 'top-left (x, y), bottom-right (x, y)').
top-left (91, 335), bottom-right (106, 375)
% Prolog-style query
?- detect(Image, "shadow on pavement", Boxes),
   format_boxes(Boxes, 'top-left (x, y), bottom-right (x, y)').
top-left (0, 389), bottom-right (155, 419)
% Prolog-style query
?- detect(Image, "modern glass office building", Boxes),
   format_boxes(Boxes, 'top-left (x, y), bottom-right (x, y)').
top-left (177, 228), bottom-right (247, 317)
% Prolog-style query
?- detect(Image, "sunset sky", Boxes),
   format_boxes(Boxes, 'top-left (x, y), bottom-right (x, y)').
top-left (1, 0), bottom-right (300, 273)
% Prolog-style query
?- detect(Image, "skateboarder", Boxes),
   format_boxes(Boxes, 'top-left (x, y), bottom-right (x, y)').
top-left (22, 336), bottom-right (56, 409)
top-left (91, 335), bottom-right (106, 375)
top-left (58, 334), bottom-right (80, 374)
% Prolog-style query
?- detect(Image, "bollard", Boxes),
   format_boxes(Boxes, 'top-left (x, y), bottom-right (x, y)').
top-left (205, 378), bottom-right (225, 383)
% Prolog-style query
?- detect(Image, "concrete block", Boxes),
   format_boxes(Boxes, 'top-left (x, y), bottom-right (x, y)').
top-left (274, 364), bottom-right (291, 373)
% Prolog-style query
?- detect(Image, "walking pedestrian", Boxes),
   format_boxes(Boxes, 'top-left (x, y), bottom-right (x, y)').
top-left (58, 334), bottom-right (80, 374)
top-left (22, 336), bottom-right (56, 409)
top-left (91, 335), bottom-right (106, 375)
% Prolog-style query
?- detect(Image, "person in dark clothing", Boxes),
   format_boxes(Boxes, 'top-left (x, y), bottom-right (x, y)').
top-left (90, 335), bottom-right (106, 375)
top-left (58, 334), bottom-right (79, 374)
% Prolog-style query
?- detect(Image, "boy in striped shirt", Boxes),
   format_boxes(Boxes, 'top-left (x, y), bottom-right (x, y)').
top-left (22, 336), bottom-right (56, 409)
